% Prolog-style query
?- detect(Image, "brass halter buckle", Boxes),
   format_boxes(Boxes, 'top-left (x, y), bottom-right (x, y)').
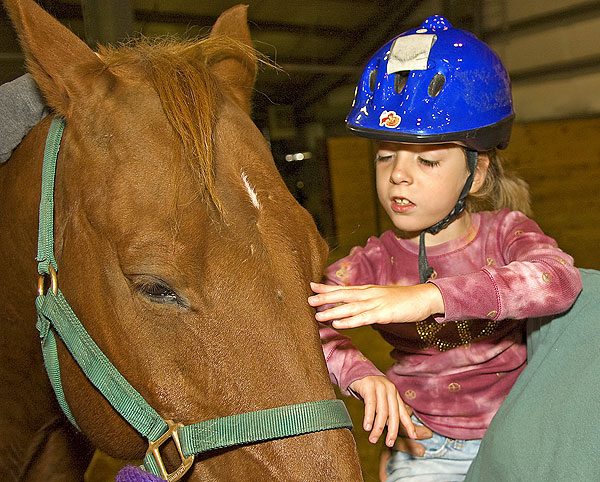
top-left (37, 263), bottom-right (58, 296)
top-left (146, 420), bottom-right (194, 481)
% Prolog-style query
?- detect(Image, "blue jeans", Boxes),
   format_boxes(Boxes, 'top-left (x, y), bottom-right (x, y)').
top-left (386, 417), bottom-right (482, 482)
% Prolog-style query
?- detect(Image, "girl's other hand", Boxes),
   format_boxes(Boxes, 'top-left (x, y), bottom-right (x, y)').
top-left (308, 282), bottom-right (444, 329)
top-left (348, 375), bottom-right (416, 447)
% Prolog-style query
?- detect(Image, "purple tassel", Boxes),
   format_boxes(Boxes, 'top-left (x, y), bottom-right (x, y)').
top-left (115, 465), bottom-right (165, 482)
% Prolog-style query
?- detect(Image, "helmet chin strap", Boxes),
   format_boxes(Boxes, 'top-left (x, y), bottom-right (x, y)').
top-left (418, 149), bottom-right (478, 283)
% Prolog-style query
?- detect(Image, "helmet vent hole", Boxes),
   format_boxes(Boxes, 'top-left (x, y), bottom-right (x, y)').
top-left (428, 73), bottom-right (445, 97)
top-left (394, 71), bottom-right (409, 94)
top-left (369, 69), bottom-right (378, 91)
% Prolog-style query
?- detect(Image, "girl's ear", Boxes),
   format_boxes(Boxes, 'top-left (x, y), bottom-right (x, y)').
top-left (470, 153), bottom-right (490, 194)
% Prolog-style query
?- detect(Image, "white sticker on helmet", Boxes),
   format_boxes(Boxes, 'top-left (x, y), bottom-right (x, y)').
top-left (387, 34), bottom-right (436, 74)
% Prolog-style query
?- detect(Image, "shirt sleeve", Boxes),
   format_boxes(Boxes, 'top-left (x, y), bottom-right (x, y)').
top-left (0, 74), bottom-right (49, 163)
top-left (320, 324), bottom-right (383, 396)
top-left (431, 211), bottom-right (582, 322)
top-left (318, 246), bottom-right (385, 396)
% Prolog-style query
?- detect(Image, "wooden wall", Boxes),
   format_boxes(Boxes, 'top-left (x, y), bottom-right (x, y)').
top-left (325, 137), bottom-right (380, 261)
top-left (505, 118), bottom-right (600, 269)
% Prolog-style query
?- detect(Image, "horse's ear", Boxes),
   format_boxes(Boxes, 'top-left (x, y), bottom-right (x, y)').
top-left (4, 0), bottom-right (107, 116)
top-left (209, 5), bottom-right (257, 114)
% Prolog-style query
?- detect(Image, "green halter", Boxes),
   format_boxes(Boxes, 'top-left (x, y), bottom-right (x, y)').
top-left (35, 116), bottom-right (352, 481)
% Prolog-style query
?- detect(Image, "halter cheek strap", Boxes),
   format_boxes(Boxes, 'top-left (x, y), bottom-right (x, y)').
top-left (35, 116), bottom-right (353, 481)
top-left (418, 149), bottom-right (478, 283)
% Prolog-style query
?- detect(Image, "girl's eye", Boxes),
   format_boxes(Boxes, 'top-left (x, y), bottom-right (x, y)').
top-left (418, 157), bottom-right (440, 167)
top-left (375, 153), bottom-right (394, 162)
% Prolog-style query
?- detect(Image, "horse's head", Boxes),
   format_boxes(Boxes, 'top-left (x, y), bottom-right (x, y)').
top-left (3, 0), bottom-right (362, 479)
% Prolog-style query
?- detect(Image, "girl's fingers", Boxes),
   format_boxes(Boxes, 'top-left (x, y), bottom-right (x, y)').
top-left (310, 282), bottom-right (372, 292)
top-left (385, 389), bottom-right (400, 447)
top-left (379, 446), bottom-right (391, 482)
top-left (397, 394), bottom-right (417, 440)
top-left (362, 386), bottom-right (376, 432)
top-left (331, 312), bottom-right (376, 329)
top-left (310, 282), bottom-right (343, 292)
top-left (314, 301), bottom-right (373, 323)
top-left (309, 282), bottom-right (355, 296)
top-left (392, 437), bottom-right (426, 457)
top-left (414, 424), bottom-right (434, 440)
top-left (308, 291), bottom-right (354, 308)
top-left (308, 286), bottom-right (373, 307)
top-left (369, 385), bottom-right (388, 444)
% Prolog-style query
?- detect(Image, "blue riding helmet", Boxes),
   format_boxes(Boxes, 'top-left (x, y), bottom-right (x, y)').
top-left (346, 15), bottom-right (514, 152)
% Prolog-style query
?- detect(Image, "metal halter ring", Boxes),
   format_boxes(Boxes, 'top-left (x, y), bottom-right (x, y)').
top-left (146, 420), bottom-right (194, 481)
top-left (37, 264), bottom-right (58, 296)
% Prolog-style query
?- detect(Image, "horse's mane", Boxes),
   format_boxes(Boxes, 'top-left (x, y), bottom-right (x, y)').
top-left (97, 36), bottom-right (258, 214)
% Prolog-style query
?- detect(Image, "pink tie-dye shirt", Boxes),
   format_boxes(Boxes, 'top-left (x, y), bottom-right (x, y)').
top-left (320, 209), bottom-right (582, 440)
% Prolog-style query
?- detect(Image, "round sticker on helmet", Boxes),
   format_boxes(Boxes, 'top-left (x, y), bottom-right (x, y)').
top-left (379, 110), bottom-right (401, 128)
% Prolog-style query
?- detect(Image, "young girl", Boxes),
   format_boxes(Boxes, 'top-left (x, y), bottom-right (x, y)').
top-left (309, 15), bottom-right (582, 481)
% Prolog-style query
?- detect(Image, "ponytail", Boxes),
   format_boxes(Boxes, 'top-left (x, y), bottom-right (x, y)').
top-left (467, 149), bottom-right (532, 216)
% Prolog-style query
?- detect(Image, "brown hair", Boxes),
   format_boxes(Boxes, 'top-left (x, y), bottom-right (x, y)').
top-left (96, 35), bottom-right (259, 214)
top-left (467, 149), bottom-right (532, 216)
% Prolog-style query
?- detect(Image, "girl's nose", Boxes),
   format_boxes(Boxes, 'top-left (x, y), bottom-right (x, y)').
top-left (389, 157), bottom-right (412, 185)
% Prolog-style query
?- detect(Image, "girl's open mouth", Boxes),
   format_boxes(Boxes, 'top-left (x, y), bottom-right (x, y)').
top-left (391, 197), bottom-right (415, 213)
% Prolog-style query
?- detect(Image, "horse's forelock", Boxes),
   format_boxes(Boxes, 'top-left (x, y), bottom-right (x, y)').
top-left (97, 36), bottom-right (259, 215)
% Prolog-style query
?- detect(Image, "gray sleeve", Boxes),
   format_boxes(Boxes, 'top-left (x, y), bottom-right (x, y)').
top-left (0, 73), bottom-right (49, 163)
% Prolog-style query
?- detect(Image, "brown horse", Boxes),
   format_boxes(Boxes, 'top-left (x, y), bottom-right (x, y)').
top-left (0, 0), bottom-right (363, 480)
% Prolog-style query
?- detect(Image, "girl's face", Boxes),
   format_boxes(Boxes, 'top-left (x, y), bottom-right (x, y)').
top-left (375, 142), bottom-right (474, 243)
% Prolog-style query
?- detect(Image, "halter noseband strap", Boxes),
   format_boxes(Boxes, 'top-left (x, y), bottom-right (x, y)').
top-left (35, 116), bottom-right (352, 481)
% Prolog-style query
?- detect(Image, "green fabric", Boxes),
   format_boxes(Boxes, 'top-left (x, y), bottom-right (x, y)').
top-left (35, 297), bottom-right (80, 430)
top-left (36, 115), bottom-right (63, 275)
top-left (36, 289), bottom-right (169, 440)
top-left (142, 399), bottom-right (352, 477)
top-left (179, 399), bottom-right (351, 455)
top-left (465, 268), bottom-right (600, 481)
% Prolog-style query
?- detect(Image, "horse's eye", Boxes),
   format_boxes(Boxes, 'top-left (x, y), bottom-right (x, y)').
top-left (136, 280), bottom-right (179, 305)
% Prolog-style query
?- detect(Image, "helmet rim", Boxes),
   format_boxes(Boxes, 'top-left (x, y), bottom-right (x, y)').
top-left (346, 114), bottom-right (514, 151)
top-left (346, 15), bottom-right (514, 152)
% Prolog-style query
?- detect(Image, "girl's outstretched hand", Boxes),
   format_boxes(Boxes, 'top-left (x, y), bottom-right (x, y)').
top-left (308, 282), bottom-right (444, 329)
top-left (348, 375), bottom-right (416, 447)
